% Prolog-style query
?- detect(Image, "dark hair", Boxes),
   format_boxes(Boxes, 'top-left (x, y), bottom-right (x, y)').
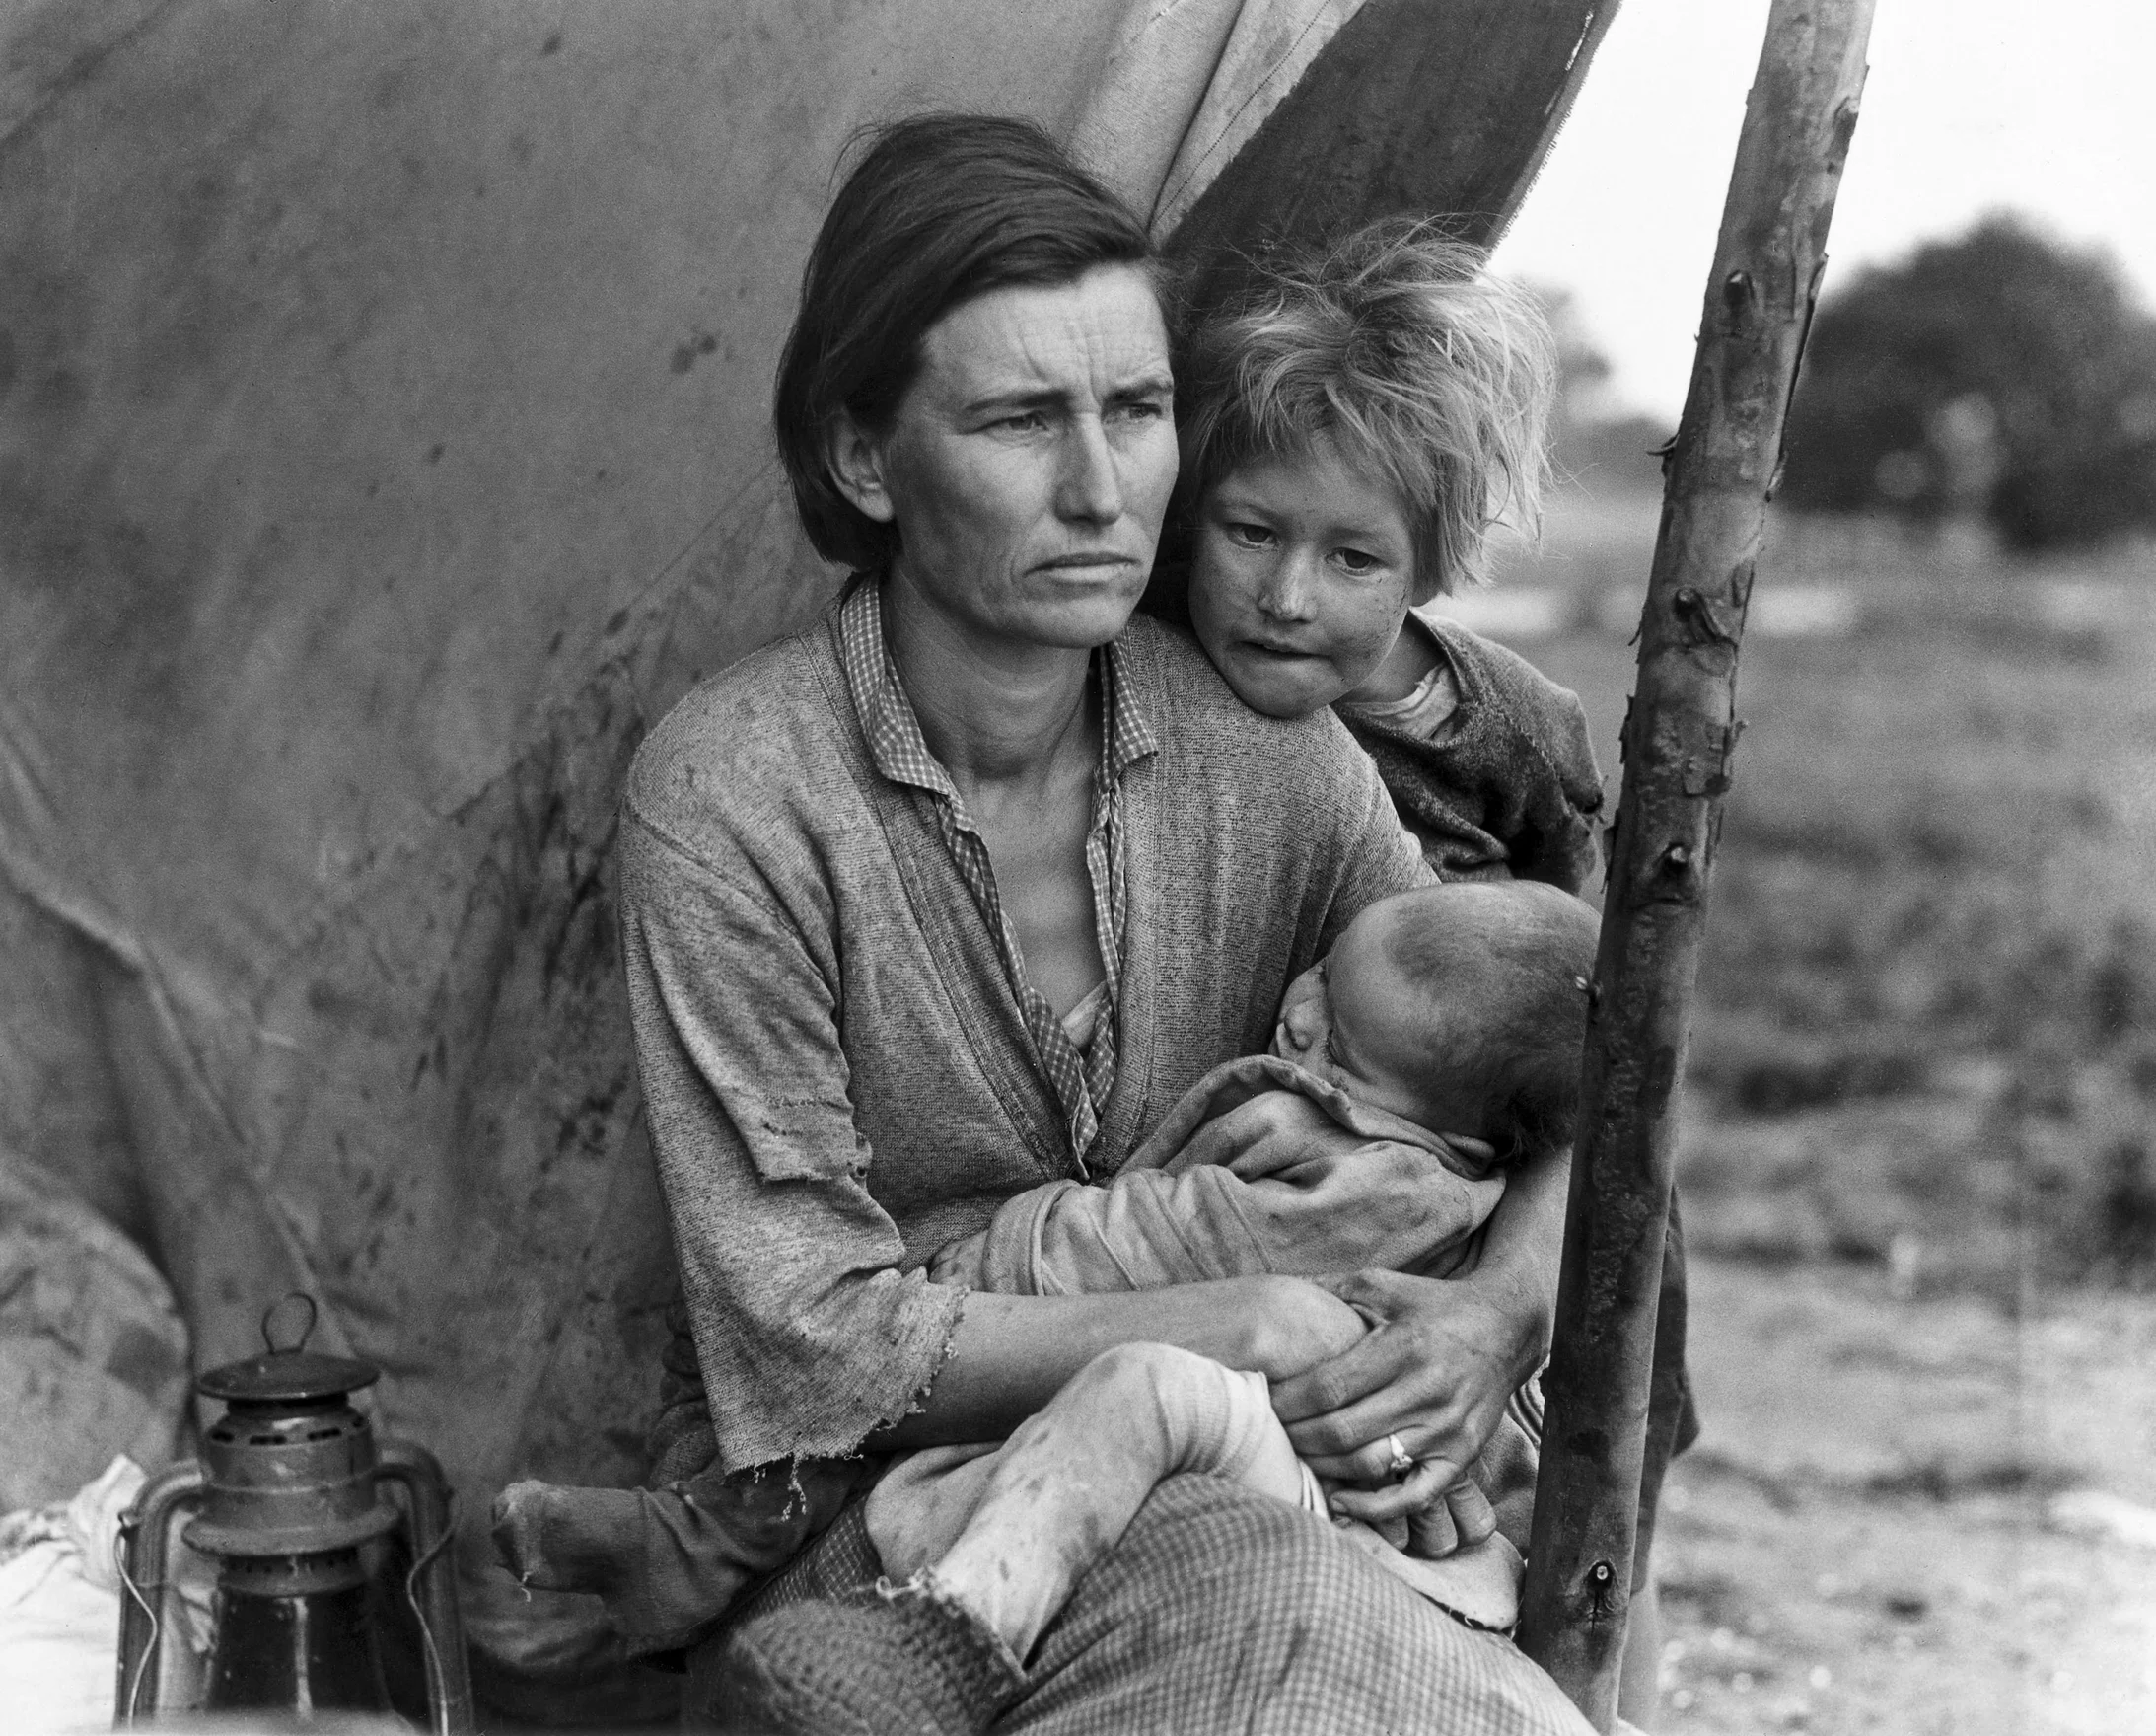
top-left (773, 113), bottom-right (1161, 570)
top-left (1379, 881), bottom-right (1600, 1165)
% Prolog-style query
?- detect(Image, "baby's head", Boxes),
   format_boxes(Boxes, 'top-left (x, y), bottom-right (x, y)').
top-left (1176, 220), bottom-right (1556, 717)
top-left (1271, 882), bottom-right (1600, 1161)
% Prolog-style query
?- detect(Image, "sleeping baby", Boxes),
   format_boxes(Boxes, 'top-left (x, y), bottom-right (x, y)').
top-left (713, 879), bottom-right (1603, 1733)
top-left (494, 879), bottom-right (1599, 1669)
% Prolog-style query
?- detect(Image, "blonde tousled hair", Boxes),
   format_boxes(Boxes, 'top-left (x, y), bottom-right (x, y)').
top-left (1176, 219), bottom-right (1557, 600)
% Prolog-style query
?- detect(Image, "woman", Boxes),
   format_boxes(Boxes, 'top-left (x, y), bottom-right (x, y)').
top-left (625, 113), bottom-right (1583, 1730)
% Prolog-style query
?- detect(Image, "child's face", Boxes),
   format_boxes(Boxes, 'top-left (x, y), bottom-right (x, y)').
top-left (1270, 900), bottom-right (1474, 1132)
top-left (1187, 437), bottom-right (1417, 718)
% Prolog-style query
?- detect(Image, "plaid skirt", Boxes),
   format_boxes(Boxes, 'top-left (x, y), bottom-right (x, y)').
top-left (686, 1474), bottom-right (1592, 1735)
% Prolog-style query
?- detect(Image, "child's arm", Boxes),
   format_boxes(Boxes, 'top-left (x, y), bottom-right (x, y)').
top-left (1497, 680), bottom-right (1603, 894)
top-left (1347, 623), bottom-right (1606, 894)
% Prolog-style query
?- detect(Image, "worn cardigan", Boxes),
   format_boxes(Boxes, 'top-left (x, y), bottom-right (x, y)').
top-left (621, 602), bottom-right (1427, 1474)
top-left (1336, 614), bottom-right (1605, 894)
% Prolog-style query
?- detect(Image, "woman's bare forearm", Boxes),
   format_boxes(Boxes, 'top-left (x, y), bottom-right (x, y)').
top-left (865, 1278), bottom-right (1361, 1450)
top-left (1458, 1141), bottom-right (1570, 1380)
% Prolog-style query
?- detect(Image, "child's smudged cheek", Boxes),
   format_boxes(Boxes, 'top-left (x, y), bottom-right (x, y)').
top-left (1186, 437), bottom-right (1417, 719)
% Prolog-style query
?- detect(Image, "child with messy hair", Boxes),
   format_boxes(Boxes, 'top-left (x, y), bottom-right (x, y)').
top-left (709, 879), bottom-right (1605, 1735)
top-left (1168, 217), bottom-right (1604, 893)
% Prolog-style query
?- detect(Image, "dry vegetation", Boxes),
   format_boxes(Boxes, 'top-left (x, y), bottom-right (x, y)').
top-left (1502, 494), bottom-right (2156, 1296)
top-left (1466, 487), bottom-right (2156, 1733)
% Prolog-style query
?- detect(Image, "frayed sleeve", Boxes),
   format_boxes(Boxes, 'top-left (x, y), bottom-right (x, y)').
top-left (621, 811), bottom-right (965, 1473)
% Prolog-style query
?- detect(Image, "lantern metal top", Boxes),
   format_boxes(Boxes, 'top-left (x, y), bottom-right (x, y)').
top-left (196, 1292), bottom-right (381, 1404)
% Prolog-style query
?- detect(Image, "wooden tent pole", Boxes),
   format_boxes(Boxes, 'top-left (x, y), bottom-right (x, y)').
top-left (1515, 2), bottom-right (1875, 1728)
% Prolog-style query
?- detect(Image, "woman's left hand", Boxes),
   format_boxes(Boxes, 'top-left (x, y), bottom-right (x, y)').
top-left (1269, 1267), bottom-right (1542, 1525)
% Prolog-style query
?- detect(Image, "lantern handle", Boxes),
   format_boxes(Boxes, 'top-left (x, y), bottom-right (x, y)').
top-left (113, 1461), bottom-right (208, 1726)
top-left (377, 1439), bottom-right (476, 1734)
top-left (260, 1290), bottom-right (319, 1353)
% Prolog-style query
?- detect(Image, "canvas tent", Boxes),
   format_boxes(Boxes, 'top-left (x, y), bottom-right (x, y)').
top-left (0, 0), bottom-right (1616, 1702)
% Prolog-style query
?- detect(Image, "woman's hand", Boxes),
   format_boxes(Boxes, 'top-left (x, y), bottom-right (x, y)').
top-left (1269, 1266), bottom-right (1544, 1524)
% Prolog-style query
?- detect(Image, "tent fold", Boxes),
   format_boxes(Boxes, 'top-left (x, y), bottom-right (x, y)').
top-left (0, 0), bottom-right (1617, 1694)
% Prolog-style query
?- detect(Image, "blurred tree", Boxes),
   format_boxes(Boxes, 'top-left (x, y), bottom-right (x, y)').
top-left (1782, 214), bottom-right (2156, 550)
top-left (1533, 284), bottom-right (1673, 496)
top-left (1538, 284), bottom-right (1617, 424)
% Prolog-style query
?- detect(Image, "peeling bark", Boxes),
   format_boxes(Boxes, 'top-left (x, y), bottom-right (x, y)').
top-left (1515, 4), bottom-right (1876, 1728)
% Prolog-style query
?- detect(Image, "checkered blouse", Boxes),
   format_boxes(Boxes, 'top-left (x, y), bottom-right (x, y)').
top-left (835, 576), bottom-right (1156, 1165)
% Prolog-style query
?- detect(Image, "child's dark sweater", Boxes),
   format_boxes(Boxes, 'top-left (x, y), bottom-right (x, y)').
top-left (1334, 614), bottom-right (1605, 895)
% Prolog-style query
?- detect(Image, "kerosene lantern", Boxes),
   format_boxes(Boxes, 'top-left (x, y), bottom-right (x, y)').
top-left (114, 1295), bottom-right (475, 1731)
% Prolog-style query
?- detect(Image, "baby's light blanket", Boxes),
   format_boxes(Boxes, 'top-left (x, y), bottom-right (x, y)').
top-left (931, 1053), bottom-right (1508, 1294)
top-left (909, 1053), bottom-right (1535, 1630)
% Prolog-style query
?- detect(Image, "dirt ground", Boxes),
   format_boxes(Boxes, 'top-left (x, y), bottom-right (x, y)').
top-left (1650, 1255), bottom-right (2156, 1735)
top-left (1486, 494), bottom-right (2156, 1735)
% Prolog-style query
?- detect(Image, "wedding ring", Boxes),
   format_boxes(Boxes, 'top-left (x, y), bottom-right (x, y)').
top-left (1385, 1433), bottom-right (1415, 1478)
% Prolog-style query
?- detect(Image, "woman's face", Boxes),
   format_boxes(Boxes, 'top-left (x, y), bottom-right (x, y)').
top-left (837, 263), bottom-right (1178, 652)
top-left (1187, 438), bottom-right (1418, 718)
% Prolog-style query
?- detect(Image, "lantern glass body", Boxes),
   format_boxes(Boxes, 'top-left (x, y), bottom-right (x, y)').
top-left (204, 1549), bottom-right (394, 1715)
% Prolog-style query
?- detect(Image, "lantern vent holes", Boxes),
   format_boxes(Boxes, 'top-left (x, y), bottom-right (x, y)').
top-left (209, 1410), bottom-right (370, 1448)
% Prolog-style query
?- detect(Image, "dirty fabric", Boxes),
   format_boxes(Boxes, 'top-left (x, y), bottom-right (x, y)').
top-left (929, 1052), bottom-right (1506, 1293)
top-left (1067, 0), bottom-right (1365, 235)
top-left (691, 1476), bottom-right (1592, 1736)
top-left (1335, 613), bottom-right (1607, 893)
top-left (835, 580), bottom-right (1155, 1161)
top-left (709, 1570), bottom-right (1029, 1736)
top-left (1, 1458), bottom-right (170, 1730)
top-left (0, 1162), bottom-right (189, 1513)
top-left (624, 578), bottom-right (1427, 1474)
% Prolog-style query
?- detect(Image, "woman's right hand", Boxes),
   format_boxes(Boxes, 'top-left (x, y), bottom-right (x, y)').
top-left (1239, 1274), bottom-right (1370, 1381)
top-left (1270, 1266), bottom-right (1537, 1523)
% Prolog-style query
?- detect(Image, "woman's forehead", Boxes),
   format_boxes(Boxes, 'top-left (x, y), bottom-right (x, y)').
top-left (912, 267), bottom-right (1172, 406)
